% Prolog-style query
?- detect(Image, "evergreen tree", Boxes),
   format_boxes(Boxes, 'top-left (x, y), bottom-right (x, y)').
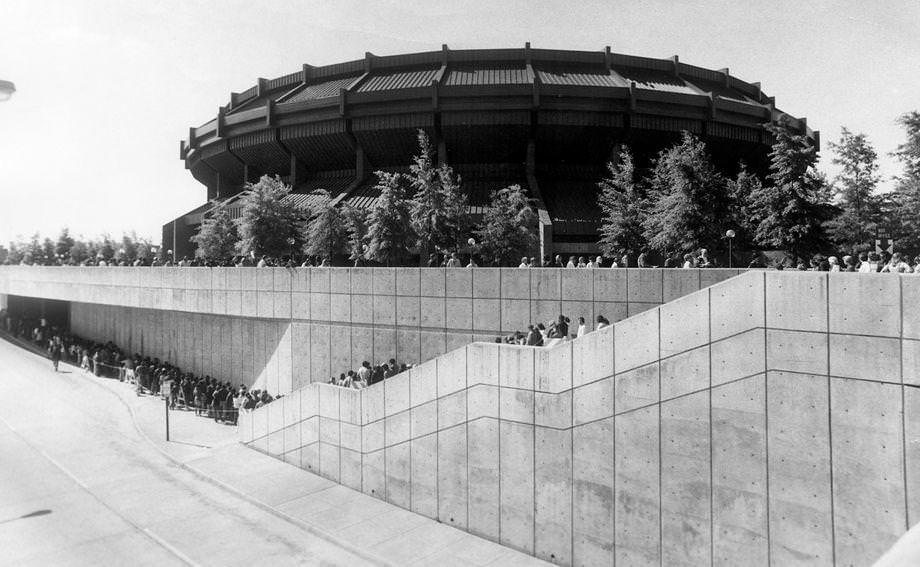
top-left (42, 237), bottom-right (56, 264)
top-left (365, 171), bottom-right (415, 266)
top-left (408, 130), bottom-right (469, 261)
top-left (69, 239), bottom-right (89, 264)
top-left (55, 228), bottom-right (75, 259)
top-left (747, 119), bottom-right (834, 263)
top-left (726, 163), bottom-right (764, 252)
top-left (888, 111), bottom-right (920, 253)
top-left (474, 184), bottom-right (538, 266)
top-left (301, 189), bottom-right (348, 262)
top-left (98, 235), bottom-right (116, 261)
top-left (642, 132), bottom-right (729, 255)
top-left (342, 204), bottom-right (368, 264)
top-left (827, 127), bottom-right (881, 254)
top-left (25, 233), bottom-right (43, 264)
top-left (597, 146), bottom-right (647, 257)
top-left (235, 175), bottom-right (301, 258)
top-left (192, 203), bottom-right (240, 260)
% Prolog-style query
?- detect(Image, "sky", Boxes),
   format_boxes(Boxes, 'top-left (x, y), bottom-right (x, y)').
top-left (1, 0), bottom-right (918, 246)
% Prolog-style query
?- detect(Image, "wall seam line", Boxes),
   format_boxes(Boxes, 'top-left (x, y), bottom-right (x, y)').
top-left (826, 273), bottom-right (837, 565)
top-left (707, 286), bottom-right (714, 567)
top-left (657, 305), bottom-right (663, 566)
top-left (763, 271), bottom-right (771, 566)
top-left (900, 274), bottom-right (909, 531)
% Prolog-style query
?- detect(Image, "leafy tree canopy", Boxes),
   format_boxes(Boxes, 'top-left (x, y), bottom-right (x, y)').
top-left (475, 184), bottom-right (538, 266)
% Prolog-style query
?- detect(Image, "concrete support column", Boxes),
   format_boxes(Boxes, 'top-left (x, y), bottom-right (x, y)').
top-left (524, 139), bottom-right (554, 264)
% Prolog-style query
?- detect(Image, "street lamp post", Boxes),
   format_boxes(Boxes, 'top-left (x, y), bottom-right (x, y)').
top-left (725, 229), bottom-right (736, 268)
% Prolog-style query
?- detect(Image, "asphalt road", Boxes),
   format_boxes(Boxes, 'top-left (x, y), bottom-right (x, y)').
top-left (0, 338), bottom-right (374, 566)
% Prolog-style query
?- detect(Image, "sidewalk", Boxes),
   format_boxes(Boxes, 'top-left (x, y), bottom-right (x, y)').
top-left (4, 335), bottom-right (547, 566)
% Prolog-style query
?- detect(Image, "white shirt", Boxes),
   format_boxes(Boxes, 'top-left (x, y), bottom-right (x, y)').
top-left (576, 324), bottom-right (587, 338)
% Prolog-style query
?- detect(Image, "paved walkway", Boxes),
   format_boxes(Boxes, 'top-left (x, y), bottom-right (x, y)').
top-left (0, 335), bottom-right (546, 566)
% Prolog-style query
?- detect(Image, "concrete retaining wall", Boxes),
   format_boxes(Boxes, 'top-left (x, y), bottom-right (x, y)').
top-left (241, 271), bottom-right (920, 566)
top-left (0, 266), bottom-right (743, 392)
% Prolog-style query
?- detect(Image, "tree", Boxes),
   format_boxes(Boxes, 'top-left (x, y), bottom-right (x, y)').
top-left (235, 175), bottom-right (301, 258)
top-left (408, 130), bottom-right (469, 261)
top-left (42, 237), bottom-right (56, 265)
top-left (55, 228), bottom-right (75, 259)
top-left (364, 171), bottom-right (415, 266)
top-left (888, 111), bottom-right (920, 254)
top-left (301, 189), bottom-right (348, 262)
top-left (747, 119), bottom-right (834, 263)
top-left (642, 132), bottom-right (729, 255)
top-left (342, 205), bottom-right (368, 264)
top-left (597, 146), bottom-right (647, 257)
top-left (475, 184), bottom-right (538, 266)
top-left (726, 163), bottom-right (764, 252)
top-left (827, 127), bottom-right (881, 254)
top-left (69, 239), bottom-right (89, 264)
top-left (191, 202), bottom-right (240, 260)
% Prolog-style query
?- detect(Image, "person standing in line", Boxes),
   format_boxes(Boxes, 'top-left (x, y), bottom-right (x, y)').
top-left (518, 256), bottom-right (530, 268)
top-left (575, 317), bottom-right (587, 339)
top-left (446, 253), bottom-right (462, 267)
top-left (49, 339), bottom-right (62, 372)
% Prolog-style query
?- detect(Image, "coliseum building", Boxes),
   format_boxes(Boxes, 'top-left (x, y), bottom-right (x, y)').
top-left (171, 45), bottom-right (817, 259)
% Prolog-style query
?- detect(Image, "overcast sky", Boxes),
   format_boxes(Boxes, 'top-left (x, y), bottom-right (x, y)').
top-left (1, 0), bottom-right (918, 245)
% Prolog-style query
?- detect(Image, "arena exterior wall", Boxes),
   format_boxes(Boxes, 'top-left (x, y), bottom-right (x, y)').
top-left (238, 271), bottom-right (920, 566)
top-left (0, 266), bottom-right (742, 393)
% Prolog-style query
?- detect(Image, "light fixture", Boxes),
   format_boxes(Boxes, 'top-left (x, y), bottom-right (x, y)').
top-left (0, 80), bottom-right (15, 102)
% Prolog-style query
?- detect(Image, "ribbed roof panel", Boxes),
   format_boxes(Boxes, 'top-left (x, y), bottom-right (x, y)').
top-left (284, 76), bottom-right (357, 103)
top-left (444, 65), bottom-right (529, 86)
top-left (613, 67), bottom-right (698, 95)
top-left (536, 65), bottom-right (623, 87)
top-left (358, 67), bottom-right (439, 92)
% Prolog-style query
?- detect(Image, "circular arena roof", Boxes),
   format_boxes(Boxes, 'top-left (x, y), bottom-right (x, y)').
top-left (178, 44), bottom-right (815, 238)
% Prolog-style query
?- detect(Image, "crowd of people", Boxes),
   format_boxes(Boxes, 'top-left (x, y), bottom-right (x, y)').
top-left (0, 311), bottom-right (280, 424)
top-left (328, 357), bottom-right (412, 389)
top-left (10, 246), bottom-right (920, 272)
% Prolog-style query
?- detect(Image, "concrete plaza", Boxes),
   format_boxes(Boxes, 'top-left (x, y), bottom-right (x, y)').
top-left (0, 337), bottom-right (545, 566)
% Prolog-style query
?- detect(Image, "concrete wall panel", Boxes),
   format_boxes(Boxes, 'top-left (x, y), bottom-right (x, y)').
top-left (330, 325), bottom-right (351, 378)
top-left (711, 375), bottom-right (768, 566)
top-left (395, 295), bottom-right (420, 327)
top-left (410, 433), bottom-right (438, 518)
top-left (535, 426), bottom-right (573, 565)
top-left (396, 329), bottom-right (420, 367)
top-left (766, 330), bottom-right (828, 375)
top-left (329, 268), bottom-right (349, 294)
top-left (829, 273), bottom-right (900, 337)
top-left (561, 269), bottom-right (592, 301)
top-left (373, 294), bottom-right (396, 326)
top-left (662, 269), bottom-right (699, 302)
top-left (500, 268), bottom-right (530, 299)
top-left (830, 378), bottom-right (905, 566)
top-left (339, 448), bottom-right (362, 491)
top-left (499, 346), bottom-right (535, 389)
top-left (829, 333), bottom-right (900, 383)
top-left (467, 342), bottom-right (499, 386)
top-left (536, 341), bottom-right (572, 393)
top-left (660, 291), bottom-right (708, 357)
top-left (660, 391), bottom-right (711, 567)
top-left (437, 424), bottom-right (468, 529)
top-left (420, 268), bottom-right (445, 297)
top-left (472, 298), bottom-right (501, 332)
top-left (615, 405), bottom-right (660, 566)
top-left (710, 271), bottom-right (764, 340)
top-left (904, 339), bottom-right (920, 387)
top-left (572, 418), bottom-right (614, 567)
top-left (362, 448), bottom-right (385, 499)
top-left (765, 271), bottom-right (827, 332)
top-left (331, 293), bottom-right (352, 323)
top-left (907, 387), bottom-right (920, 527)
top-left (419, 297), bottom-right (445, 328)
top-left (501, 299), bottom-right (531, 333)
top-left (372, 267), bottom-right (395, 295)
top-left (499, 420), bottom-right (535, 554)
top-left (627, 269), bottom-right (663, 303)
top-left (614, 308), bottom-right (658, 373)
top-left (660, 345), bottom-right (709, 401)
top-left (531, 269), bottom-right (560, 300)
top-left (572, 326), bottom-right (613, 388)
top-left (467, 417), bottom-right (500, 542)
top-left (614, 362), bottom-right (659, 414)
top-left (445, 298), bottom-right (472, 330)
top-left (472, 268), bottom-right (500, 298)
top-left (711, 329), bottom-right (765, 386)
top-left (420, 331), bottom-right (446, 364)
top-left (350, 267), bottom-right (374, 295)
top-left (373, 328), bottom-right (396, 366)
top-left (594, 268), bottom-right (628, 302)
top-left (395, 267), bottom-right (420, 296)
top-left (767, 371), bottom-right (833, 565)
top-left (445, 267), bottom-right (472, 297)
top-left (385, 441), bottom-right (411, 509)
